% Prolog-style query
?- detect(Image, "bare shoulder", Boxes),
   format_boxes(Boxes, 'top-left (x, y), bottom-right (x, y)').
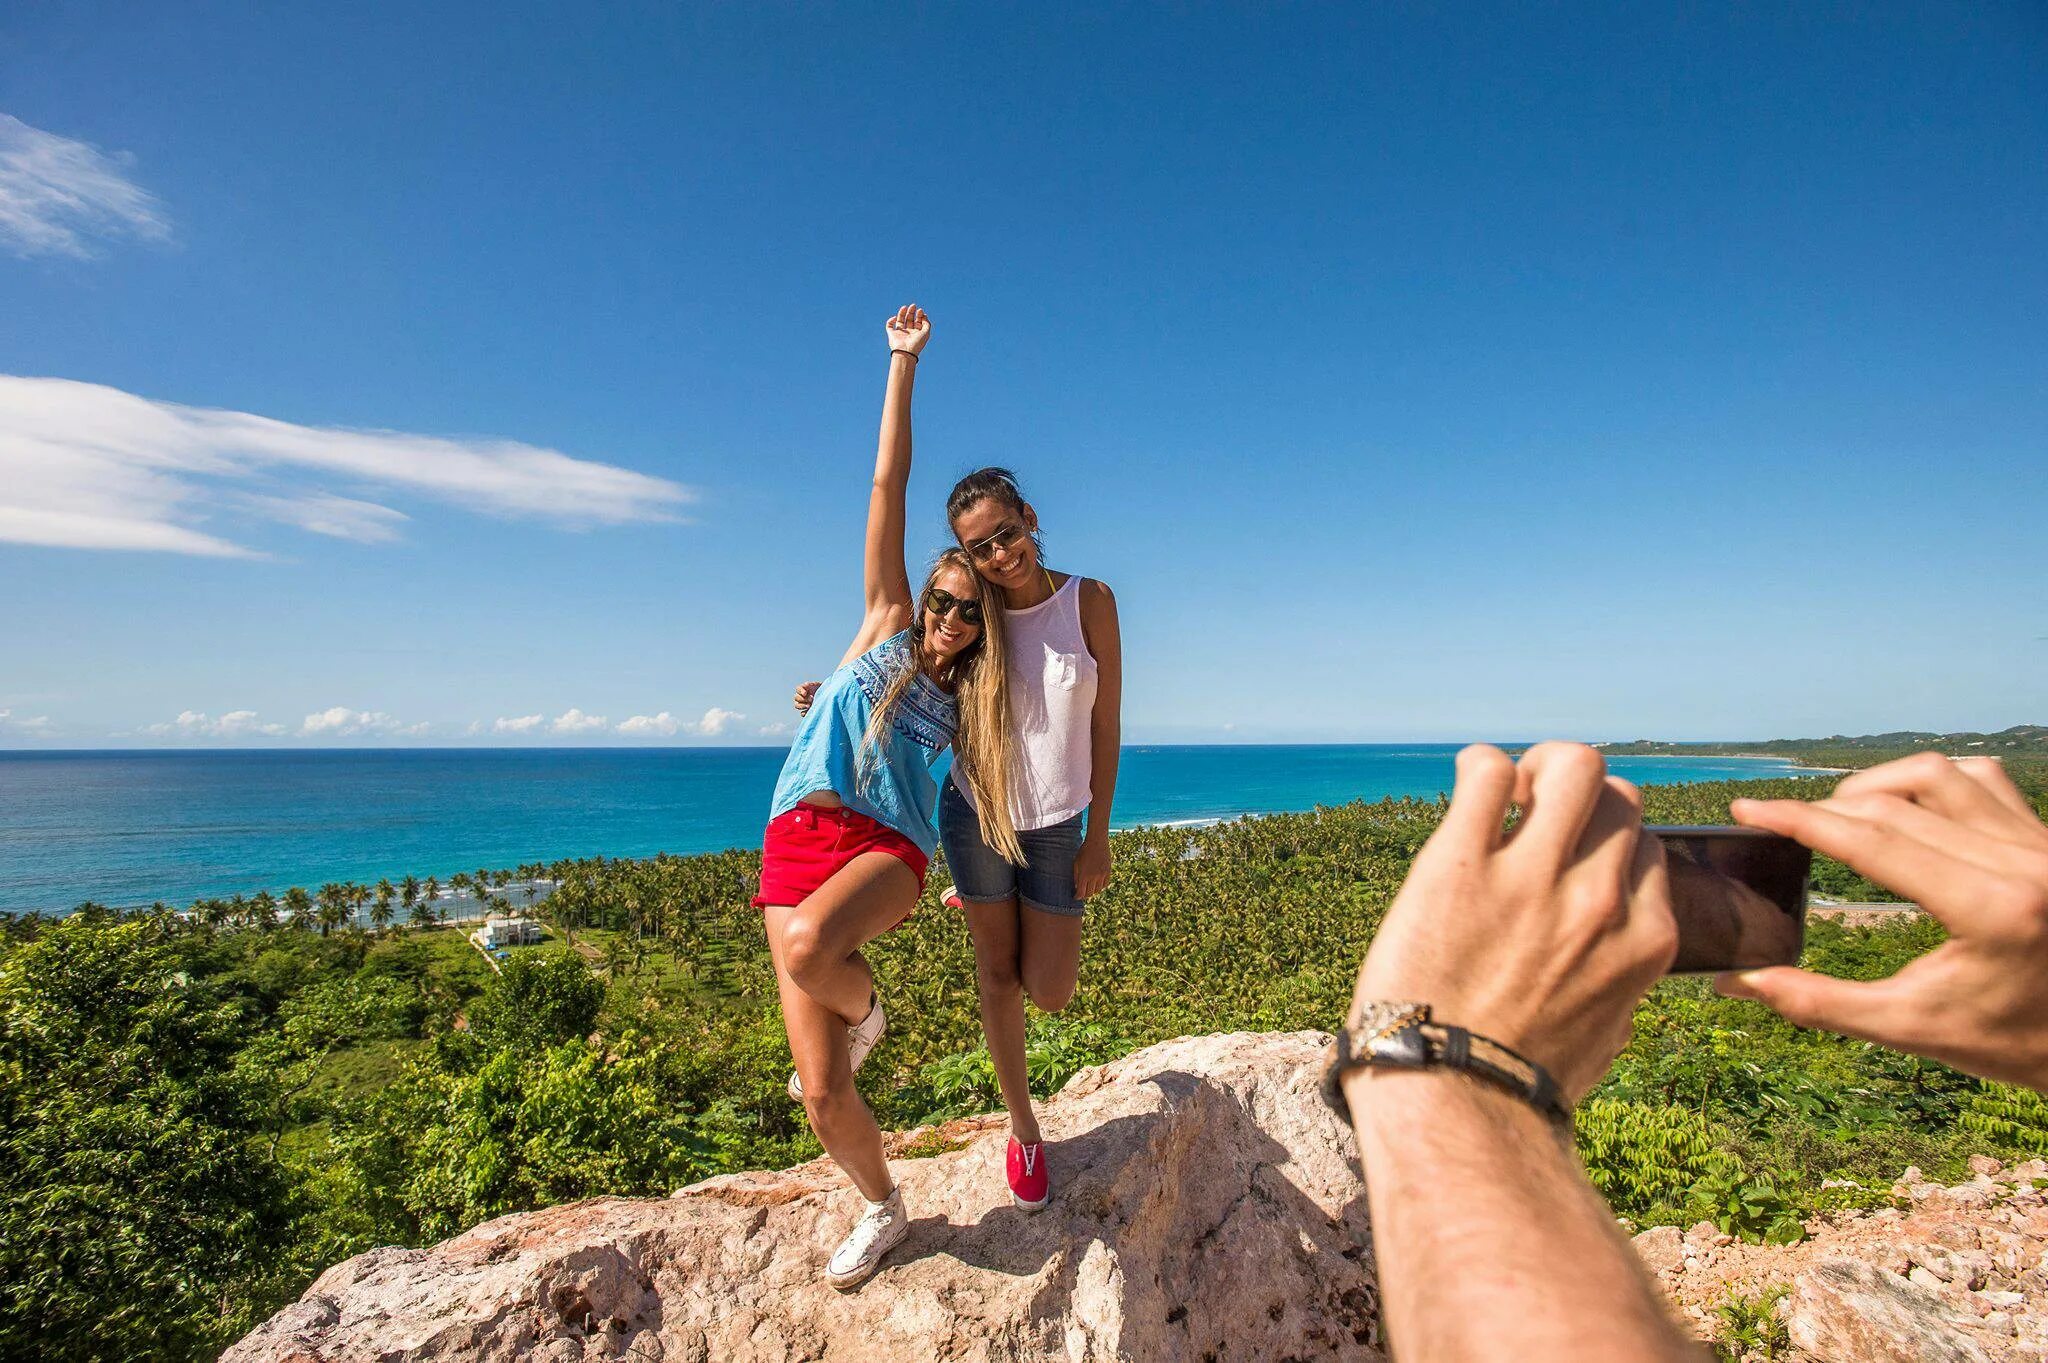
top-left (1076, 577), bottom-right (1119, 617)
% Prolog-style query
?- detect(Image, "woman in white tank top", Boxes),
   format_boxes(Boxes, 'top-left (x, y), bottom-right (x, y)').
top-left (936, 467), bottom-right (1123, 1213)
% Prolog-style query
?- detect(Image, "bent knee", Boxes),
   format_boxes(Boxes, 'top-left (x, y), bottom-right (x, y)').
top-left (1023, 974), bottom-right (1076, 1013)
top-left (778, 916), bottom-right (833, 985)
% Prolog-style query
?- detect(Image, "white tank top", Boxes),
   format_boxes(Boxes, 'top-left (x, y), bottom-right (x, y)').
top-left (954, 574), bottom-right (1098, 831)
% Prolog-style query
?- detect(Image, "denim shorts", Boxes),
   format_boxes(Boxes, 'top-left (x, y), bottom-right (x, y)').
top-left (938, 779), bottom-right (1087, 916)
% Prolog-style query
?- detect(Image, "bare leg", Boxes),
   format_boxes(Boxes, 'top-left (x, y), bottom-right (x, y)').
top-left (775, 852), bottom-right (918, 1024)
top-left (1019, 906), bottom-right (1084, 1014)
top-left (763, 853), bottom-right (919, 1201)
top-left (964, 897), bottom-right (1041, 1145)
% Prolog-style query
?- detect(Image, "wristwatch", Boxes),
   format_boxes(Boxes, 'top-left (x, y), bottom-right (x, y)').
top-left (1321, 1001), bottom-right (1570, 1125)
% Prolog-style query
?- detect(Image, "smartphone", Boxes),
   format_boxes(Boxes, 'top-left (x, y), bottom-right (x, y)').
top-left (1651, 826), bottom-right (1812, 974)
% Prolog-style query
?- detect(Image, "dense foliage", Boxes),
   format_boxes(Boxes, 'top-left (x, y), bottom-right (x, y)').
top-left (1, 761), bottom-right (2043, 1361)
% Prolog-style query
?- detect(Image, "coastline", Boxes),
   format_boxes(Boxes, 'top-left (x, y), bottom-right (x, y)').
top-left (0, 747), bottom-right (1835, 915)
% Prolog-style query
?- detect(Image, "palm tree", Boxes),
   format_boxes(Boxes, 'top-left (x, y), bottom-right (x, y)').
top-left (315, 883), bottom-right (347, 937)
top-left (250, 890), bottom-right (278, 931)
top-left (370, 880), bottom-right (395, 936)
top-left (283, 886), bottom-right (314, 932)
top-left (400, 875), bottom-right (420, 918)
top-left (422, 875), bottom-right (442, 924)
top-left (348, 882), bottom-right (371, 930)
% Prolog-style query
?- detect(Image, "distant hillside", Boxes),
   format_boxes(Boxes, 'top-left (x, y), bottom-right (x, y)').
top-left (1599, 724), bottom-right (2047, 769)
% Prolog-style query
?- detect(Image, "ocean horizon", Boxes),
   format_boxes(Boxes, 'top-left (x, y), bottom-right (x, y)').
top-left (0, 744), bottom-right (1832, 913)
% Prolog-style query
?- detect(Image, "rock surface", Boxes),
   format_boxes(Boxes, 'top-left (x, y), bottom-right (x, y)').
top-left (1633, 1159), bottom-right (2048, 1361)
top-left (225, 1031), bottom-right (1383, 1363)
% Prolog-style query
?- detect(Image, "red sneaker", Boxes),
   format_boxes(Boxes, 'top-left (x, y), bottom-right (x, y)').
top-left (940, 884), bottom-right (964, 910)
top-left (1007, 1137), bottom-right (1049, 1211)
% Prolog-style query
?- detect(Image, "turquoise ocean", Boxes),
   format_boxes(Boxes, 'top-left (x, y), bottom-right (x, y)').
top-left (0, 746), bottom-right (1831, 913)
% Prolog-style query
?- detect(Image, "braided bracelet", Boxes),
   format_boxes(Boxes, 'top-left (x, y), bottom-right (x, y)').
top-left (1321, 1000), bottom-right (1569, 1125)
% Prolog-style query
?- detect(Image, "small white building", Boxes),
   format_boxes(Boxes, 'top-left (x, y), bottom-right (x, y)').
top-left (476, 915), bottom-right (544, 949)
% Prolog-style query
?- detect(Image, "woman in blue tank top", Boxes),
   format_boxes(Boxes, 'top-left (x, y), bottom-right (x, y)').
top-left (754, 305), bottom-right (1021, 1290)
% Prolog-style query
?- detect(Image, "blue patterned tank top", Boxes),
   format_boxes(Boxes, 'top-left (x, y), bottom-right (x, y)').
top-left (767, 630), bottom-right (957, 856)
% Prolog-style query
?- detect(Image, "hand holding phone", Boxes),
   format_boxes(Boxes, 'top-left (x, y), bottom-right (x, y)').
top-left (1653, 826), bottom-right (1811, 974)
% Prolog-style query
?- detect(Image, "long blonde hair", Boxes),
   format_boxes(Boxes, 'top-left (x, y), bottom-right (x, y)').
top-left (858, 549), bottom-right (1025, 865)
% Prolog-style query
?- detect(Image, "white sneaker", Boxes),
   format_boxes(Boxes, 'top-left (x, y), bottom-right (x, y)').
top-left (825, 1186), bottom-right (909, 1290)
top-left (789, 996), bottom-right (888, 1102)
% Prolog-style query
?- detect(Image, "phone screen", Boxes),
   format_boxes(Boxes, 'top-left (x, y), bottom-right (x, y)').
top-left (1652, 826), bottom-right (1812, 974)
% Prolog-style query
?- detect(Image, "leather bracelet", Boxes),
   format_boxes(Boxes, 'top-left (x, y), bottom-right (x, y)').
top-left (891, 348), bottom-right (919, 361)
top-left (1321, 1001), bottom-right (1569, 1126)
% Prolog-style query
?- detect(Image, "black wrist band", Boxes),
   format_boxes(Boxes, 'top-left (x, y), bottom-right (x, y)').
top-left (1321, 1001), bottom-right (1569, 1125)
top-left (891, 349), bottom-right (919, 361)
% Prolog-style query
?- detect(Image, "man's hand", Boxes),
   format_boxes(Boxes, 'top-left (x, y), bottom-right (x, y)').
top-left (1074, 831), bottom-right (1113, 901)
top-left (792, 681), bottom-right (820, 716)
top-left (885, 304), bottom-right (930, 356)
top-left (1717, 753), bottom-right (2048, 1091)
top-left (1351, 743), bottom-right (1676, 1104)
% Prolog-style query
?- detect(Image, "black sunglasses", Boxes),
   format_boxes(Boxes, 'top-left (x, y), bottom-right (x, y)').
top-left (923, 587), bottom-right (984, 627)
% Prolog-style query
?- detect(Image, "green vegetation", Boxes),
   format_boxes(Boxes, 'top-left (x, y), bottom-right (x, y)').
top-left (1711, 1285), bottom-right (1791, 1361)
top-left (2, 756), bottom-right (2044, 1361)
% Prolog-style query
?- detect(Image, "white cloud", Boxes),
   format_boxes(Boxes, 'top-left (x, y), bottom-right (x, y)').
top-left (696, 706), bottom-right (744, 737)
top-left (493, 714), bottom-right (545, 734)
top-left (617, 712), bottom-right (680, 737)
top-left (0, 708), bottom-right (56, 737)
top-left (143, 709), bottom-right (287, 738)
top-left (551, 708), bottom-right (608, 735)
top-left (756, 721), bottom-right (792, 739)
top-left (237, 493), bottom-right (409, 544)
top-left (300, 707), bottom-right (424, 738)
top-left (0, 375), bottom-right (697, 556)
top-left (0, 114), bottom-right (169, 258)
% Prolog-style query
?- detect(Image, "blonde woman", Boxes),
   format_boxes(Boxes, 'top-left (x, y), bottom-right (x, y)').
top-left (754, 306), bottom-right (1018, 1288)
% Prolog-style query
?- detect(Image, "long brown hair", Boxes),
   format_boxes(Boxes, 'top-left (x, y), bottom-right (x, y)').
top-left (858, 549), bottom-right (1025, 864)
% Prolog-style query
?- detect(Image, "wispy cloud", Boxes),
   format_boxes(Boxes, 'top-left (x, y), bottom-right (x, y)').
top-left (0, 114), bottom-right (169, 258)
top-left (237, 492), bottom-right (409, 545)
top-left (493, 714), bottom-right (545, 734)
top-left (0, 708), bottom-right (56, 738)
top-left (143, 709), bottom-right (287, 739)
top-left (756, 721), bottom-right (792, 739)
top-left (0, 375), bottom-right (697, 556)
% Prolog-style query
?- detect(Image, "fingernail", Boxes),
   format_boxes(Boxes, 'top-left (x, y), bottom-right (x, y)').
top-left (1713, 971), bottom-right (1760, 1000)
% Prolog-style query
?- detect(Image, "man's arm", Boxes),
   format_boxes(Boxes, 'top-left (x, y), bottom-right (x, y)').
top-left (1343, 742), bottom-right (1697, 1362)
top-left (1351, 1073), bottom-right (1695, 1360)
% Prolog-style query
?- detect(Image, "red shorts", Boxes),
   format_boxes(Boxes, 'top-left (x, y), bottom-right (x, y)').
top-left (753, 803), bottom-right (930, 912)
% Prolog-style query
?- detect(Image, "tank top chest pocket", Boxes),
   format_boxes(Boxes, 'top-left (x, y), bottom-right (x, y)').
top-left (1042, 645), bottom-right (1080, 691)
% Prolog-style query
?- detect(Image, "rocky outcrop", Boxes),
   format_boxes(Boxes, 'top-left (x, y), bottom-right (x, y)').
top-left (1633, 1159), bottom-right (2048, 1361)
top-left (225, 1031), bottom-right (1383, 1363)
top-left (228, 1023), bottom-right (2047, 1363)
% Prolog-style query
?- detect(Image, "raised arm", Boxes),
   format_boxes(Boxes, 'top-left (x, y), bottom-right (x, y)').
top-left (841, 305), bottom-right (932, 666)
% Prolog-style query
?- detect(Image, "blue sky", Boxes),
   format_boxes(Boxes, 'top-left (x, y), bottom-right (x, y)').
top-left (1, 2), bottom-right (2042, 747)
